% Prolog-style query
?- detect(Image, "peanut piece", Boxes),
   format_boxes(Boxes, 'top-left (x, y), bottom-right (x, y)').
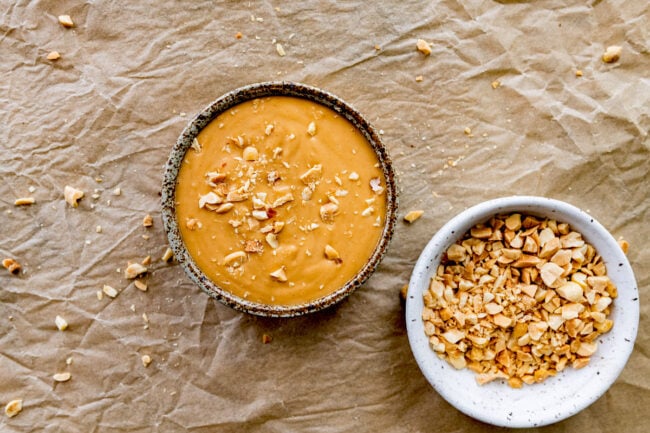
top-left (4, 399), bottom-right (23, 418)
top-left (602, 45), bottom-right (622, 63)
top-left (102, 285), bottom-right (118, 298)
top-left (404, 210), bottom-right (424, 223)
top-left (324, 245), bottom-right (342, 263)
top-left (2, 258), bottom-right (21, 274)
top-left (224, 251), bottom-right (247, 267)
top-left (64, 185), bottom-right (84, 207)
top-left (53, 372), bottom-right (71, 382)
top-left (307, 121), bottom-right (316, 136)
top-left (125, 263), bottom-right (147, 279)
top-left (162, 247), bottom-right (174, 262)
top-left (14, 197), bottom-right (35, 206)
top-left (134, 280), bottom-right (148, 292)
top-left (142, 214), bottom-right (153, 227)
top-left (58, 15), bottom-right (74, 27)
top-left (270, 266), bottom-right (288, 282)
top-left (416, 39), bottom-right (432, 56)
top-left (55, 315), bottom-right (68, 331)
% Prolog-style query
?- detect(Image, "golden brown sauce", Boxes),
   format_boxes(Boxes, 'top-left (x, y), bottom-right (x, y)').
top-left (176, 96), bottom-right (386, 305)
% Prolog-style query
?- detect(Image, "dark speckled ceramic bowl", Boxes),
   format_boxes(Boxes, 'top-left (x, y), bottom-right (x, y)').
top-left (161, 82), bottom-right (398, 317)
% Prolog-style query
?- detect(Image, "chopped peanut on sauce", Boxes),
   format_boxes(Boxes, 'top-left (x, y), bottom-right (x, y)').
top-left (422, 213), bottom-right (615, 387)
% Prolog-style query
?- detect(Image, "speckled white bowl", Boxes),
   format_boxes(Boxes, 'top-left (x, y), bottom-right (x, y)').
top-left (406, 196), bottom-right (639, 428)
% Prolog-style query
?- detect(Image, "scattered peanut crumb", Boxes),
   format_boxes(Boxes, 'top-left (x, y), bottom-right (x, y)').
top-left (262, 334), bottom-right (272, 344)
top-left (307, 121), bottom-right (317, 136)
top-left (618, 238), bottom-right (629, 254)
top-left (235, 31), bottom-right (243, 39)
top-left (102, 285), bottom-right (118, 298)
top-left (66, 357), bottom-right (73, 365)
top-left (46, 51), bottom-right (61, 60)
top-left (134, 280), bottom-right (148, 292)
top-left (112, 187), bottom-right (121, 196)
top-left (463, 127), bottom-right (472, 135)
top-left (602, 45), bottom-right (622, 63)
top-left (324, 245), bottom-right (342, 263)
top-left (55, 315), bottom-right (68, 331)
top-left (96, 225), bottom-right (102, 233)
top-left (162, 247), bottom-right (174, 262)
top-left (575, 69), bottom-right (583, 77)
top-left (64, 185), bottom-right (84, 207)
top-left (141, 256), bottom-right (152, 266)
top-left (416, 39), bottom-right (432, 56)
top-left (374, 44), bottom-right (381, 51)
top-left (276, 43), bottom-right (286, 57)
top-left (491, 80), bottom-right (501, 89)
top-left (96, 290), bottom-right (103, 300)
top-left (415, 75), bottom-right (423, 82)
top-left (142, 214), bottom-right (153, 227)
top-left (404, 210), bottom-right (424, 223)
top-left (53, 372), bottom-right (71, 382)
top-left (400, 283), bottom-right (409, 301)
top-left (270, 266), bottom-right (288, 282)
top-left (141, 354), bottom-right (152, 367)
top-left (2, 258), bottom-right (21, 274)
top-left (58, 15), bottom-right (74, 27)
top-left (125, 263), bottom-right (147, 279)
top-left (4, 399), bottom-right (23, 418)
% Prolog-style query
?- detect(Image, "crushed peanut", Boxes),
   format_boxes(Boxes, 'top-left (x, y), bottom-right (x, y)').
top-left (618, 238), bottom-right (629, 255)
top-left (14, 197), bottom-right (35, 206)
top-left (64, 185), bottom-right (84, 207)
top-left (422, 213), bottom-right (615, 387)
top-left (416, 39), bottom-right (432, 56)
top-left (47, 51), bottom-right (61, 60)
top-left (602, 45), bottom-right (622, 63)
top-left (404, 210), bottom-right (424, 223)
top-left (2, 258), bottom-right (21, 274)
top-left (141, 354), bottom-right (152, 367)
top-left (102, 285), bottom-right (118, 298)
top-left (53, 372), bottom-right (71, 382)
top-left (307, 121), bottom-right (317, 136)
top-left (162, 247), bottom-right (174, 262)
top-left (324, 245), bottom-right (342, 263)
top-left (55, 315), bottom-right (68, 331)
top-left (58, 15), bottom-right (74, 27)
top-left (125, 263), bottom-right (147, 279)
top-left (491, 80), bottom-right (501, 89)
top-left (143, 214), bottom-right (153, 227)
top-left (400, 283), bottom-right (409, 301)
top-left (269, 266), bottom-right (288, 282)
top-left (134, 280), bottom-right (148, 292)
top-left (262, 334), bottom-right (272, 344)
top-left (276, 43), bottom-right (286, 57)
top-left (4, 399), bottom-right (22, 418)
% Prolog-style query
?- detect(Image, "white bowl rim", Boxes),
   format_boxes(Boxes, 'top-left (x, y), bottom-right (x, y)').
top-left (405, 195), bottom-right (639, 428)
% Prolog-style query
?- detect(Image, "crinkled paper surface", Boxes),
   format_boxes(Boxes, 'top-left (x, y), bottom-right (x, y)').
top-left (1, 1), bottom-right (649, 432)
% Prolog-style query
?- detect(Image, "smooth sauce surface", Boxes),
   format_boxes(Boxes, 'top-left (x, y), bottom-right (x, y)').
top-left (176, 96), bottom-right (386, 305)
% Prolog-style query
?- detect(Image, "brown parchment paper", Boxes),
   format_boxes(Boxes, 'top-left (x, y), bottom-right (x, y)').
top-left (1, 1), bottom-right (649, 432)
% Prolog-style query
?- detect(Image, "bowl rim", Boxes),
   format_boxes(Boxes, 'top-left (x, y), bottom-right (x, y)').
top-left (161, 81), bottom-right (398, 317)
top-left (405, 195), bottom-right (639, 427)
